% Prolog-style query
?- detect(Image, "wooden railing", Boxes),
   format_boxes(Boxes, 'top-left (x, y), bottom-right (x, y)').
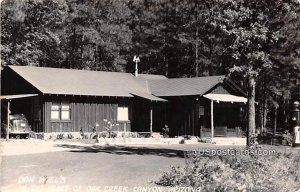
top-left (200, 127), bottom-right (243, 138)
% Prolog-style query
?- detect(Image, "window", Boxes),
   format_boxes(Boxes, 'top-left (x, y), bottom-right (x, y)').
top-left (199, 106), bottom-right (205, 116)
top-left (61, 105), bottom-right (70, 120)
top-left (51, 100), bottom-right (71, 121)
top-left (51, 105), bottom-right (60, 120)
top-left (117, 107), bottom-right (128, 121)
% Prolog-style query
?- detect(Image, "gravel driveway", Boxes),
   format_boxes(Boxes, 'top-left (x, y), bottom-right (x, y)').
top-left (1, 139), bottom-right (298, 192)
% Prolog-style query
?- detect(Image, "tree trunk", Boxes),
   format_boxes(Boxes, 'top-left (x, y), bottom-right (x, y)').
top-left (274, 107), bottom-right (277, 134)
top-left (195, 3), bottom-right (199, 77)
top-left (71, 27), bottom-right (76, 69)
top-left (247, 76), bottom-right (256, 146)
top-left (80, 29), bottom-right (83, 68)
top-left (263, 101), bottom-right (267, 130)
top-left (164, 8), bottom-right (168, 77)
top-left (259, 93), bottom-right (267, 133)
top-left (195, 26), bottom-right (199, 77)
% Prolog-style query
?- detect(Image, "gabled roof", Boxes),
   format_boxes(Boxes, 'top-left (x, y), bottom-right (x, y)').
top-left (148, 76), bottom-right (225, 97)
top-left (5, 66), bottom-right (243, 101)
top-left (9, 65), bottom-right (133, 97)
top-left (7, 65), bottom-right (165, 101)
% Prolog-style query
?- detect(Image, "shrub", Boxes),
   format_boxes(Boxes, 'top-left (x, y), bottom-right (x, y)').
top-left (183, 135), bottom-right (192, 140)
top-left (137, 132), bottom-right (150, 138)
top-left (99, 132), bottom-right (107, 138)
top-left (91, 133), bottom-right (98, 139)
top-left (67, 133), bottom-right (74, 139)
top-left (282, 131), bottom-right (293, 146)
top-left (56, 133), bottom-right (64, 140)
top-left (36, 133), bottom-right (44, 140)
top-left (157, 149), bottom-right (300, 192)
top-left (97, 131), bottom-right (117, 138)
top-left (162, 125), bottom-right (170, 138)
top-left (109, 132), bottom-right (117, 138)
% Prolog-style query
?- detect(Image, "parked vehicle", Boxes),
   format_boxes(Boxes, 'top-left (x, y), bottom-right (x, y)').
top-left (1, 114), bottom-right (31, 139)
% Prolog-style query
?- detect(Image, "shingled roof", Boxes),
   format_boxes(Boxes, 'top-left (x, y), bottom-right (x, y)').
top-left (148, 76), bottom-right (225, 97)
top-left (7, 65), bottom-right (166, 101)
top-left (5, 65), bottom-right (232, 100)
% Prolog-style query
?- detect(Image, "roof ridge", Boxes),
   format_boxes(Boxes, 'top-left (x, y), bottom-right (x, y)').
top-left (8, 65), bottom-right (134, 75)
top-left (148, 75), bottom-right (225, 81)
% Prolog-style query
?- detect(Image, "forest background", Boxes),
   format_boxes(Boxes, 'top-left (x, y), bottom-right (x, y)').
top-left (1, 0), bottom-right (300, 133)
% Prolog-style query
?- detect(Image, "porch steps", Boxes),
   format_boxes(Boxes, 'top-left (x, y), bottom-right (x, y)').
top-left (212, 137), bottom-right (246, 145)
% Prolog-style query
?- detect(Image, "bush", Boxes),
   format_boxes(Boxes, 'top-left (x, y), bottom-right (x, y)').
top-left (162, 125), bottom-right (170, 138)
top-left (179, 139), bottom-right (185, 144)
top-left (282, 131), bottom-right (293, 146)
top-left (157, 149), bottom-right (300, 191)
top-left (56, 133), bottom-right (64, 140)
top-left (91, 133), bottom-right (98, 139)
top-left (99, 132), bottom-right (107, 138)
top-left (109, 132), bottom-right (117, 138)
top-left (36, 133), bottom-right (44, 140)
top-left (67, 133), bottom-right (74, 139)
top-left (98, 131), bottom-right (118, 138)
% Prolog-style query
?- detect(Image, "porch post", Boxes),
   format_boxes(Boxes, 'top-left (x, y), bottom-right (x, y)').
top-left (150, 101), bottom-right (153, 136)
top-left (211, 100), bottom-right (214, 138)
top-left (6, 100), bottom-right (11, 140)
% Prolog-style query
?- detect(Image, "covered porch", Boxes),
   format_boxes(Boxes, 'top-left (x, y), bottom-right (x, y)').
top-left (201, 93), bottom-right (247, 138)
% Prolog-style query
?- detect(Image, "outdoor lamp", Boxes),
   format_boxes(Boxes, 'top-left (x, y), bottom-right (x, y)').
top-left (292, 101), bottom-right (300, 147)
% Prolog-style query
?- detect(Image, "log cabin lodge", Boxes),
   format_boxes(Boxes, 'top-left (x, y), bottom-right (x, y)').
top-left (1, 65), bottom-right (248, 138)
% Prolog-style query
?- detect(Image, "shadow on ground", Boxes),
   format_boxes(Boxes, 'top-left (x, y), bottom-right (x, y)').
top-left (55, 144), bottom-right (187, 158)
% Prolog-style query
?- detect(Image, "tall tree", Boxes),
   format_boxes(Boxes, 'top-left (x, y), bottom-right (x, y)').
top-left (127, 0), bottom-right (187, 77)
top-left (178, 1), bottom-right (229, 77)
top-left (61, 0), bottom-right (132, 71)
top-left (220, 0), bottom-right (299, 145)
top-left (1, 0), bottom-right (68, 68)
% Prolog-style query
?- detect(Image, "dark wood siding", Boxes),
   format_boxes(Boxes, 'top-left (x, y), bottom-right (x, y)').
top-left (163, 82), bottom-right (246, 137)
top-left (210, 85), bottom-right (231, 94)
top-left (207, 82), bottom-right (243, 96)
top-left (131, 99), bottom-right (167, 133)
top-left (131, 98), bottom-right (150, 132)
top-left (165, 96), bottom-right (244, 137)
top-left (42, 95), bottom-right (132, 133)
top-left (165, 96), bottom-right (202, 137)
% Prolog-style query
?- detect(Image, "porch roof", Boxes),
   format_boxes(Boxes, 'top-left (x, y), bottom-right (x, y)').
top-left (130, 92), bottom-right (167, 101)
top-left (0, 94), bottom-right (38, 100)
top-left (203, 93), bottom-right (247, 103)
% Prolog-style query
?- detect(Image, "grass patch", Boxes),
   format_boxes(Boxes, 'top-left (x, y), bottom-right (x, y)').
top-left (157, 147), bottom-right (300, 192)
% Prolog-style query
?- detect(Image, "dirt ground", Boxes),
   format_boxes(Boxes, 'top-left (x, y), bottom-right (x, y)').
top-left (0, 139), bottom-right (193, 192)
top-left (1, 139), bottom-right (299, 192)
